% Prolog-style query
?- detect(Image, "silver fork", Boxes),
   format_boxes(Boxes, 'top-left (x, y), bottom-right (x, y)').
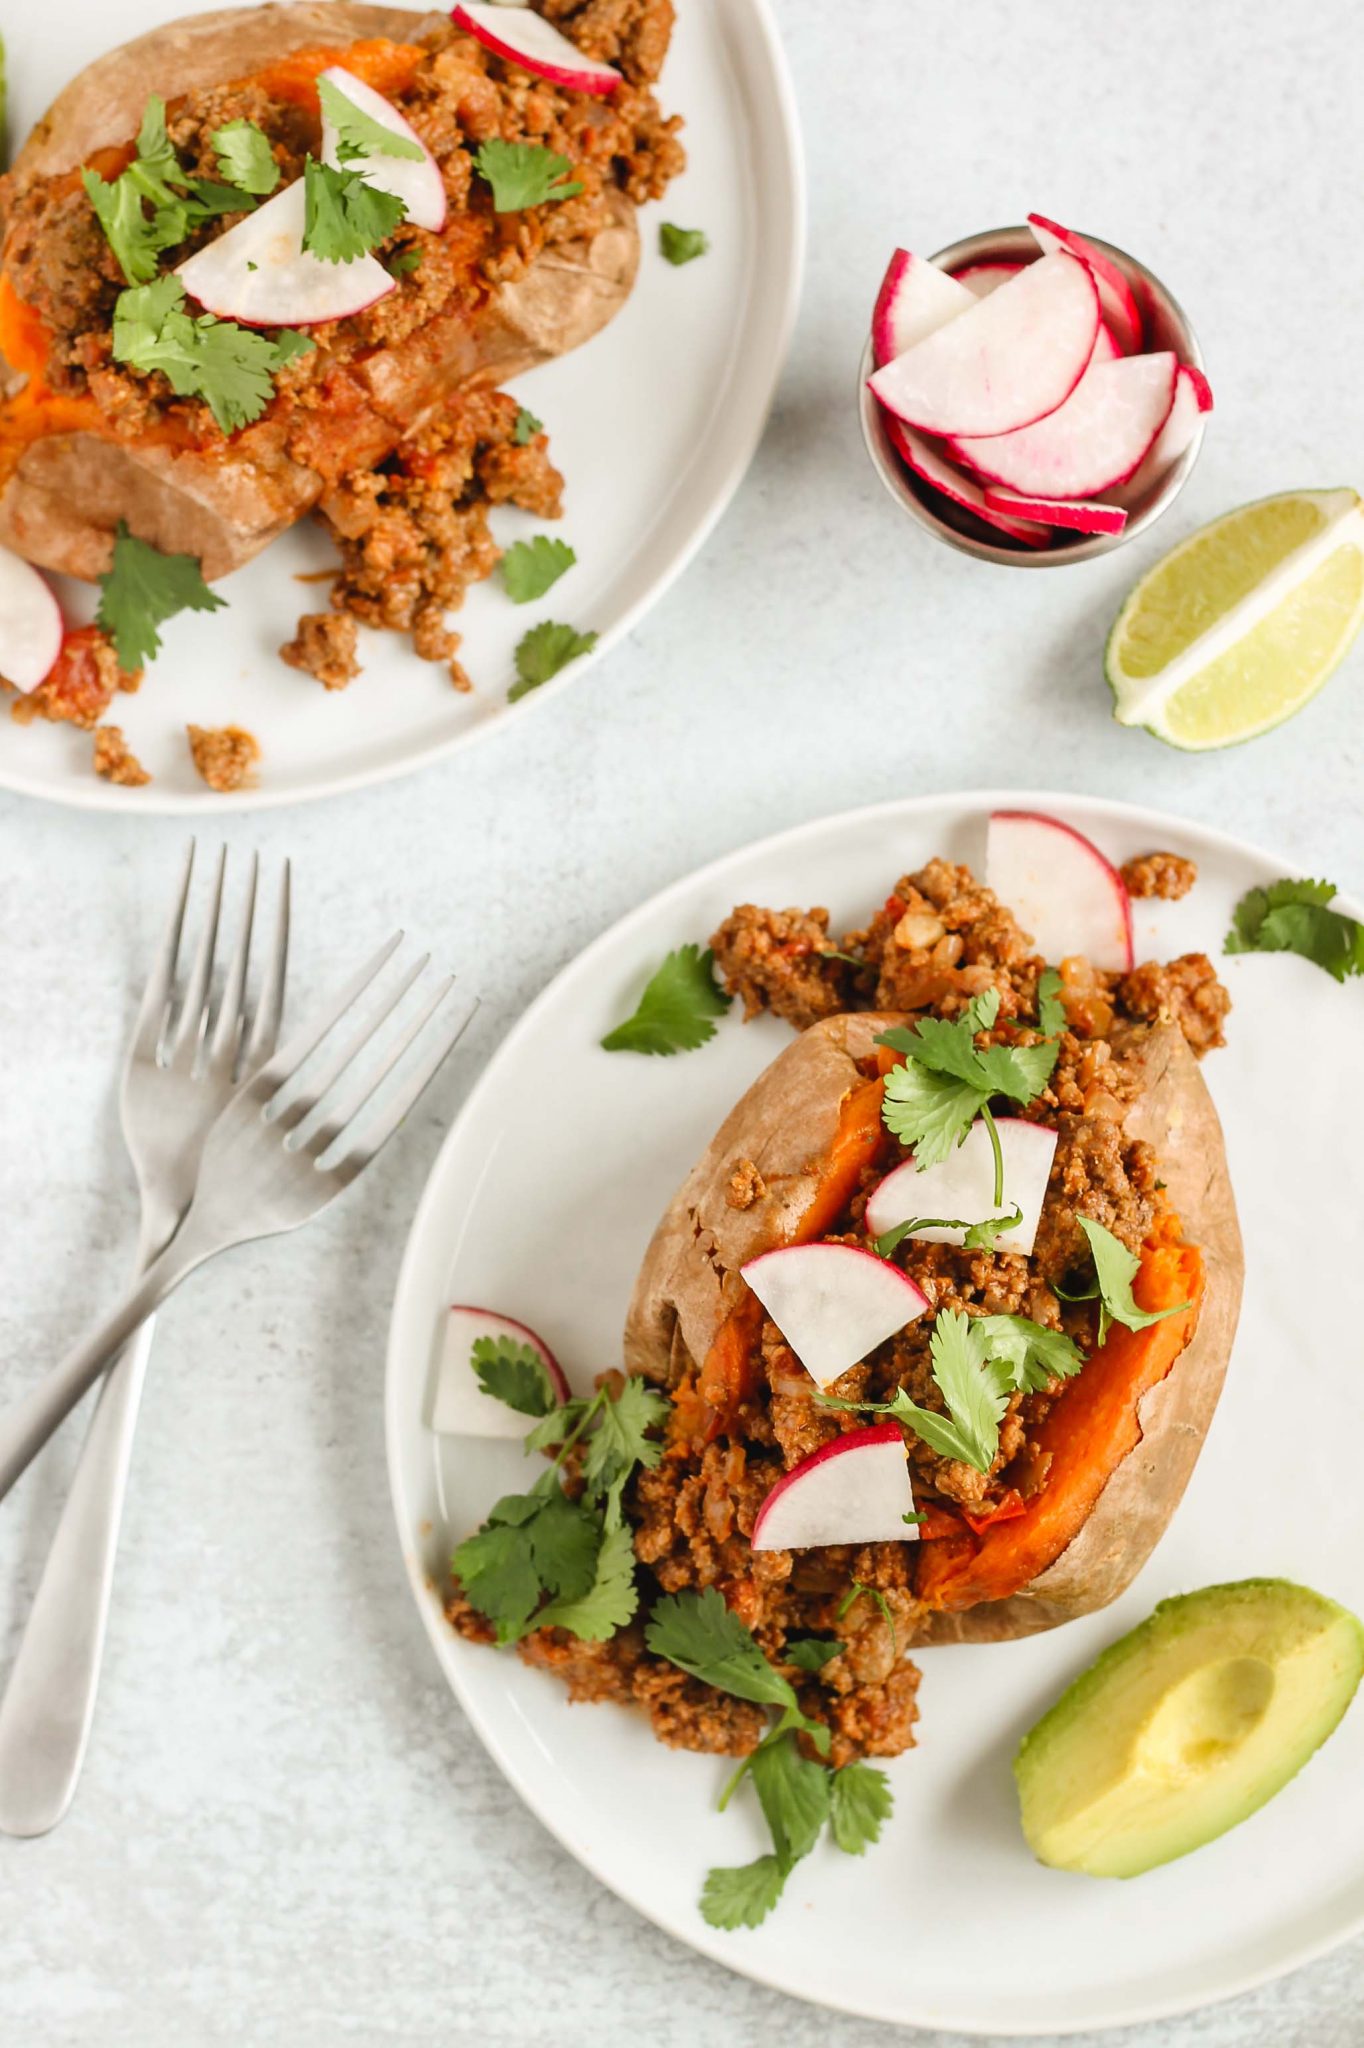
top-left (0, 933), bottom-right (473, 1513)
top-left (0, 844), bottom-right (289, 1837)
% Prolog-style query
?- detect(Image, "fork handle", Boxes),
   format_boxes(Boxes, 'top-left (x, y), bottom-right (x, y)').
top-left (0, 1316), bottom-right (156, 1835)
top-left (0, 1234), bottom-right (205, 1505)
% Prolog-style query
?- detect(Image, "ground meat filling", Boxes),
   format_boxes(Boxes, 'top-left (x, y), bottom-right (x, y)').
top-left (7, 627), bottom-right (139, 729)
top-left (1122, 850), bottom-right (1198, 900)
top-left (92, 724), bottom-right (150, 785)
top-left (279, 611), bottom-right (361, 692)
top-left (186, 722), bottom-right (260, 792)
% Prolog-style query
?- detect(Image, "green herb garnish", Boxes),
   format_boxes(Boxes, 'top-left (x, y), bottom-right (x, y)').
top-left (600, 944), bottom-right (731, 1056)
top-left (1065, 1217), bottom-right (1191, 1342)
top-left (470, 1335), bottom-right (558, 1417)
top-left (783, 1637), bottom-right (841, 1673)
top-left (112, 275), bottom-right (311, 435)
top-left (877, 988), bottom-right (1059, 1175)
top-left (95, 521), bottom-right (226, 671)
top-left (873, 1203), bottom-right (1024, 1259)
top-left (659, 222), bottom-right (708, 265)
top-left (508, 620), bottom-right (598, 701)
top-left (303, 156), bottom-right (407, 262)
top-left (501, 535), bottom-right (576, 605)
top-left (388, 246), bottom-right (423, 276)
top-left (316, 72), bottom-right (425, 164)
top-left (211, 118), bottom-right (280, 196)
top-left (473, 137), bottom-right (583, 213)
top-left (83, 95), bottom-right (265, 285)
top-left (1036, 966), bottom-right (1066, 1034)
top-left (1226, 877), bottom-right (1364, 982)
top-left (512, 405), bottom-right (543, 446)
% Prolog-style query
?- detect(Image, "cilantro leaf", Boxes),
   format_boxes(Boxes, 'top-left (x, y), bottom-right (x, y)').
top-left (82, 167), bottom-right (183, 284)
top-left (646, 1588), bottom-right (803, 1716)
top-left (83, 95), bottom-right (248, 283)
top-left (829, 1762), bottom-right (893, 1855)
top-left (877, 989), bottom-right (1057, 1166)
top-left (317, 72), bottom-right (425, 164)
top-left (527, 1490), bottom-right (605, 1602)
top-left (880, 1061), bottom-right (985, 1169)
top-left (580, 1377), bottom-right (668, 1501)
top-left (533, 1520), bottom-right (638, 1639)
top-left (212, 118), bottom-right (280, 195)
top-left (512, 405), bottom-right (543, 446)
top-left (974, 1313), bottom-right (1084, 1392)
top-left (95, 522), bottom-right (225, 670)
top-left (509, 619), bottom-right (598, 700)
top-left (751, 1732), bottom-right (830, 1866)
top-left (1226, 877), bottom-right (1364, 982)
top-left (660, 222), bottom-right (708, 265)
top-left (501, 535), bottom-right (576, 605)
top-left (523, 1394), bottom-right (590, 1457)
top-left (784, 1637), bottom-right (841, 1673)
top-left (473, 137), bottom-right (583, 212)
top-left (470, 1334), bottom-right (558, 1417)
top-left (127, 95), bottom-right (182, 205)
top-left (112, 276), bottom-right (310, 435)
top-left (451, 1504), bottom-right (546, 1643)
top-left (303, 156), bottom-right (406, 262)
top-left (974, 1037), bottom-right (1059, 1103)
top-left (700, 1855), bottom-right (789, 1931)
top-left (828, 1311), bottom-right (1011, 1471)
top-left (1076, 1216), bottom-right (1190, 1341)
top-left (601, 944), bottom-right (731, 1056)
top-left (1036, 967), bottom-right (1066, 1035)
top-left (388, 246), bottom-right (423, 276)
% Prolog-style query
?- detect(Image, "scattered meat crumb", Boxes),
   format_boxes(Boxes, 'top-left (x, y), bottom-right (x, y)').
top-left (1122, 852), bottom-right (1198, 901)
top-left (726, 1158), bottom-right (767, 1210)
top-left (279, 612), bottom-right (361, 691)
top-left (92, 725), bottom-right (150, 786)
top-left (187, 723), bottom-right (261, 793)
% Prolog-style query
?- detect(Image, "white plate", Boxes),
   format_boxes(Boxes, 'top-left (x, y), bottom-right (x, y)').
top-left (0, 0), bottom-right (802, 810)
top-left (386, 790), bottom-right (1364, 2035)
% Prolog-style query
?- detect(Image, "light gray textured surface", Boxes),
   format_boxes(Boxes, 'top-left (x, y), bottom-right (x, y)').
top-left (2, 1), bottom-right (1363, 2041)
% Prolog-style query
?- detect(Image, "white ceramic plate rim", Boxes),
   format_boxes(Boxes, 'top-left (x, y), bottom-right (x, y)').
top-left (0, 0), bottom-right (804, 814)
top-left (385, 788), bottom-right (1364, 2035)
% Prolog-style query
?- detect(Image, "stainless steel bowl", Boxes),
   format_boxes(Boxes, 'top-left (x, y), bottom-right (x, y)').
top-left (858, 224), bottom-right (1207, 567)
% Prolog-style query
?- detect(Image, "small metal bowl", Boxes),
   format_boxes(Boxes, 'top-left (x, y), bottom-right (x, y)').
top-left (858, 224), bottom-right (1207, 567)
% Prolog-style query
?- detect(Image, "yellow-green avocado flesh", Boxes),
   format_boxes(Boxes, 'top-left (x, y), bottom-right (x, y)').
top-left (1014, 1579), bottom-right (1364, 1878)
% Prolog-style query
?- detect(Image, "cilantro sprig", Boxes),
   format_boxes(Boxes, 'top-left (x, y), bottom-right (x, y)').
top-left (512, 406), bottom-right (543, 446)
top-left (646, 1589), bottom-right (892, 1929)
top-left (878, 988), bottom-right (1059, 1178)
top-left (822, 1308), bottom-right (1083, 1473)
top-left (303, 156), bottom-right (407, 263)
top-left (873, 1203), bottom-right (1024, 1259)
top-left (601, 944), bottom-right (731, 1056)
top-left (212, 118), bottom-right (280, 196)
top-left (473, 137), bottom-right (583, 213)
top-left (95, 522), bottom-right (225, 671)
top-left (1226, 877), bottom-right (1364, 983)
top-left (112, 274), bottom-right (311, 434)
top-left (508, 620), bottom-right (598, 701)
top-left (470, 1334), bottom-right (559, 1418)
top-left (83, 95), bottom-right (268, 285)
top-left (660, 222), bottom-right (708, 265)
top-left (1061, 1217), bottom-right (1191, 1342)
top-left (452, 1375), bottom-right (668, 1644)
top-left (501, 535), bottom-right (575, 605)
top-left (317, 73), bottom-right (425, 165)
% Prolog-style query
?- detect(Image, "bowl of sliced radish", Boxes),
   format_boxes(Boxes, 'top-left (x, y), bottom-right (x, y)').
top-left (859, 217), bottom-right (1210, 565)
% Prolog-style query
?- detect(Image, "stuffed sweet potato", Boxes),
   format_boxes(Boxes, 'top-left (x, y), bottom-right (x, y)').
top-left (0, 0), bottom-right (673, 581)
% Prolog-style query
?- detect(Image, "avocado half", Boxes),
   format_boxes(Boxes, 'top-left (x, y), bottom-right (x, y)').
top-left (1014, 1579), bottom-right (1364, 1879)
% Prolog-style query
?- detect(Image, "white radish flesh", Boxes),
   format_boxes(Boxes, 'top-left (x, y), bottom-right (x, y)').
top-left (872, 248), bottom-right (976, 367)
top-left (948, 353), bottom-right (1177, 499)
top-left (986, 811), bottom-right (1135, 972)
top-left (868, 251), bottom-right (1101, 438)
top-left (318, 66), bottom-right (447, 231)
top-left (865, 1118), bottom-right (1059, 1257)
top-left (741, 1242), bottom-right (929, 1391)
top-left (1027, 213), bottom-right (1142, 354)
top-left (430, 1305), bottom-right (569, 1438)
top-left (0, 546), bottom-right (63, 690)
top-left (452, 2), bottom-right (621, 93)
top-left (1110, 362), bottom-right (1214, 506)
top-left (751, 1424), bottom-right (917, 1551)
top-left (177, 179), bottom-right (395, 326)
top-left (952, 259), bottom-right (1025, 299)
top-left (888, 419), bottom-right (1050, 547)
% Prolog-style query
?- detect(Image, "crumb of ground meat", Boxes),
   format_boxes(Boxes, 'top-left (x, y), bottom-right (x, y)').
top-left (279, 611), bottom-right (361, 691)
top-left (726, 1158), bottom-right (767, 1210)
top-left (9, 626), bottom-right (138, 730)
top-left (1117, 953), bottom-right (1230, 1056)
top-left (1122, 852), bottom-right (1198, 900)
top-left (540, 0), bottom-right (677, 85)
top-left (709, 904), bottom-right (851, 1027)
top-left (92, 725), bottom-right (150, 786)
top-left (842, 859), bottom-right (1039, 1017)
top-left (450, 655), bottom-right (474, 693)
top-left (187, 724), bottom-right (261, 793)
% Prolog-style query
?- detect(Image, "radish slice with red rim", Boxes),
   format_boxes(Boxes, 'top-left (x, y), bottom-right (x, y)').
top-left (0, 546), bottom-right (63, 691)
top-left (952, 258), bottom-right (1025, 299)
top-left (741, 1241), bottom-right (929, 1391)
top-left (1110, 362), bottom-right (1214, 506)
top-left (452, 2), bottom-right (622, 94)
top-left (318, 66), bottom-right (447, 232)
top-left (177, 179), bottom-right (395, 326)
top-left (1027, 213), bottom-right (1143, 354)
top-left (865, 1118), bottom-right (1060, 1258)
top-left (871, 248), bottom-right (975, 367)
top-left (982, 486), bottom-right (1127, 535)
top-left (868, 251), bottom-right (1101, 438)
top-left (887, 419), bottom-right (1050, 547)
top-left (429, 1305), bottom-right (570, 1437)
top-left (947, 353), bottom-right (1177, 500)
top-left (986, 810), bottom-right (1134, 973)
top-left (752, 1424), bottom-right (917, 1551)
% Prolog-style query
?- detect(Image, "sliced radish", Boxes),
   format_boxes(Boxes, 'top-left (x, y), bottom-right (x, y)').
top-left (952, 259), bottom-right (1025, 299)
top-left (429, 1306), bottom-right (570, 1438)
top-left (1027, 213), bottom-right (1142, 355)
top-left (888, 419), bottom-right (1050, 547)
top-left (752, 1423), bottom-right (916, 1552)
top-left (741, 1242), bottom-right (929, 1391)
top-left (865, 1118), bottom-right (1059, 1258)
top-left (948, 353), bottom-right (1176, 499)
top-left (318, 66), bottom-right (447, 232)
top-left (177, 179), bottom-right (395, 327)
top-left (1110, 362), bottom-right (1214, 506)
top-left (986, 811), bottom-right (1134, 972)
top-left (871, 249), bottom-right (975, 368)
top-left (0, 546), bottom-right (63, 691)
top-left (868, 251), bottom-right (1100, 438)
top-left (452, 2), bottom-right (621, 94)
top-left (982, 486), bottom-right (1127, 536)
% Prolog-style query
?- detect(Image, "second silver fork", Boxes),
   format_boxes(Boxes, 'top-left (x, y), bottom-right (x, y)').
top-left (0, 845), bottom-right (289, 1838)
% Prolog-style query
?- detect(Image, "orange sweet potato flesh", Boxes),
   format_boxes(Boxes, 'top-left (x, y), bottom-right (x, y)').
top-left (915, 1233), bottom-right (1204, 1613)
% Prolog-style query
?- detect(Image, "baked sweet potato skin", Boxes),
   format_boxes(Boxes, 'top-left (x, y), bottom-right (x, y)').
top-left (624, 1014), bottom-right (1244, 1646)
top-left (0, 2), bottom-right (641, 580)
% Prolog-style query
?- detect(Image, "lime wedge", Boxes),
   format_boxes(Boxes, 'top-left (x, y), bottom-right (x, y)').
top-left (1106, 488), bottom-right (1364, 749)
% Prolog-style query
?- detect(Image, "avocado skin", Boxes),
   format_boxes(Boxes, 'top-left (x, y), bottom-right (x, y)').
top-left (1014, 1578), bottom-right (1364, 1879)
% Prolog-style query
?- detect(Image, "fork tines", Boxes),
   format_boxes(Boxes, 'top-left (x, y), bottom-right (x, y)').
top-left (133, 842), bottom-right (291, 1080)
